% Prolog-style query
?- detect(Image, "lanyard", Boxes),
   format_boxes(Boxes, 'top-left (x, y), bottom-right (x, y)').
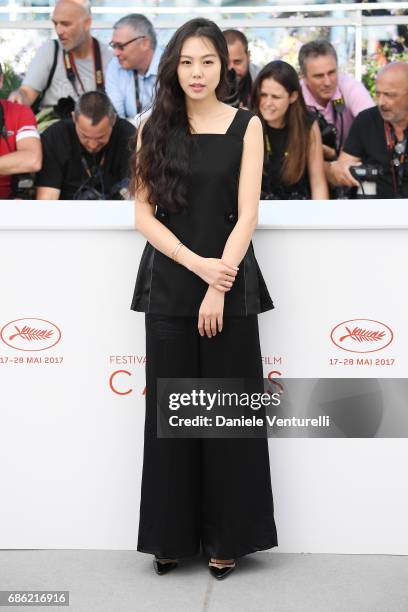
top-left (80, 152), bottom-right (106, 196)
top-left (332, 97), bottom-right (345, 154)
top-left (63, 38), bottom-right (105, 97)
top-left (133, 71), bottom-right (142, 114)
top-left (384, 121), bottom-right (407, 195)
top-left (264, 132), bottom-right (288, 160)
top-left (81, 152), bottom-right (105, 177)
top-left (265, 132), bottom-right (272, 156)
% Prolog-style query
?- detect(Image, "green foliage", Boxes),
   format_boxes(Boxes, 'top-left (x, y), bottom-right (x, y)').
top-left (362, 58), bottom-right (379, 99)
top-left (0, 63), bottom-right (22, 99)
top-left (362, 45), bottom-right (408, 99)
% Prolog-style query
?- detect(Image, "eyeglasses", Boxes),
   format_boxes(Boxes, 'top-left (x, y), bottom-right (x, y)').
top-left (109, 35), bottom-right (145, 51)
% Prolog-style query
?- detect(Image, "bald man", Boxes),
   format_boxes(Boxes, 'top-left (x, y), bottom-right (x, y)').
top-left (327, 62), bottom-right (408, 198)
top-left (9, 0), bottom-right (111, 110)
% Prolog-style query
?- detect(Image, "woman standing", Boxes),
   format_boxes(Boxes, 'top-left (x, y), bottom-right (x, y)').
top-left (130, 18), bottom-right (278, 579)
top-left (252, 60), bottom-right (328, 200)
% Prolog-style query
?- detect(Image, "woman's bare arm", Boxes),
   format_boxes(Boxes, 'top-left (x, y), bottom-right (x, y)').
top-left (219, 115), bottom-right (264, 266)
top-left (197, 115), bottom-right (264, 338)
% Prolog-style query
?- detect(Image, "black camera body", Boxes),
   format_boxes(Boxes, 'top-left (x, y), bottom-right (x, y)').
top-left (309, 109), bottom-right (337, 150)
top-left (73, 177), bottom-right (129, 201)
top-left (317, 113), bottom-right (337, 150)
top-left (225, 68), bottom-right (240, 108)
top-left (0, 104), bottom-right (36, 199)
top-left (73, 184), bottom-right (104, 200)
top-left (349, 164), bottom-right (384, 198)
top-left (12, 173), bottom-right (36, 199)
top-left (349, 165), bottom-right (383, 181)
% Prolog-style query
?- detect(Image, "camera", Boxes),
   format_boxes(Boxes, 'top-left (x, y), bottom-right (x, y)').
top-left (309, 109), bottom-right (337, 151)
top-left (12, 173), bottom-right (36, 199)
top-left (110, 178), bottom-right (130, 200)
top-left (349, 164), bottom-right (383, 198)
top-left (73, 183), bottom-right (104, 200)
top-left (349, 165), bottom-right (383, 181)
top-left (224, 68), bottom-right (240, 108)
top-left (73, 177), bottom-right (130, 201)
top-left (53, 96), bottom-right (76, 120)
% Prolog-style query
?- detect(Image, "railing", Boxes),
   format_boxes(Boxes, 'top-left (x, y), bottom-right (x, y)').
top-left (2, 199), bottom-right (408, 230)
top-left (1, 2), bottom-right (408, 79)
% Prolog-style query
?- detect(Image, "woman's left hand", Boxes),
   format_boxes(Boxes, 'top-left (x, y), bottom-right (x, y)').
top-left (198, 287), bottom-right (225, 338)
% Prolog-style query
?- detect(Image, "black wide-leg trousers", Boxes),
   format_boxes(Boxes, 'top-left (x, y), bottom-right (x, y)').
top-left (137, 314), bottom-right (278, 559)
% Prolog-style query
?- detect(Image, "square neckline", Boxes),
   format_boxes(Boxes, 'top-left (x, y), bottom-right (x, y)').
top-left (190, 108), bottom-right (241, 136)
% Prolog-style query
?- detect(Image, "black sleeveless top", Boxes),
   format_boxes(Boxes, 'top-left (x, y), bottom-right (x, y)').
top-left (131, 108), bottom-right (274, 317)
top-left (261, 118), bottom-right (313, 200)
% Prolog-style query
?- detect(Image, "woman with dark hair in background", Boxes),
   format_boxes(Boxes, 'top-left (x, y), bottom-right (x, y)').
top-left (130, 17), bottom-right (278, 579)
top-left (252, 60), bottom-right (328, 200)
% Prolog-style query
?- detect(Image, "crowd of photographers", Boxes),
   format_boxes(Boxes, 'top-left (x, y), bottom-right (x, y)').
top-left (1, 0), bottom-right (407, 201)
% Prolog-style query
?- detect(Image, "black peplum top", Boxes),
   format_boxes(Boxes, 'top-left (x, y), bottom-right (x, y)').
top-left (130, 108), bottom-right (274, 317)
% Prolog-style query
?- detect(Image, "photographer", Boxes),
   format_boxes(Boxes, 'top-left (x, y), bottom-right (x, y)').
top-left (106, 14), bottom-right (162, 122)
top-left (299, 40), bottom-right (374, 162)
top-left (252, 61), bottom-right (328, 200)
top-left (328, 62), bottom-right (408, 199)
top-left (8, 0), bottom-right (111, 119)
top-left (36, 91), bottom-right (135, 200)
top-left (0, 63), bottom-right (42, 199)
top-left (222, 29), bottom-right (259, 109)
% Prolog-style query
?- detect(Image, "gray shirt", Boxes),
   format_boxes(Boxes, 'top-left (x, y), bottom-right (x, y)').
top-left (23, 39), bottom-right (112, 108)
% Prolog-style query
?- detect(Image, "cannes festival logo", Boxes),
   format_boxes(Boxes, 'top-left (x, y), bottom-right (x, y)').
top-left (331, 319), bottom-right (393, 353)
top-left (0, 318), bottom-right (62, 351)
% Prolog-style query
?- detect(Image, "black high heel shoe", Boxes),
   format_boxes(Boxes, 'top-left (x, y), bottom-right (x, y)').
top-left (153, 556), bottom-right (178, 575)
top-left (208, 558), bottom-right (236, 580)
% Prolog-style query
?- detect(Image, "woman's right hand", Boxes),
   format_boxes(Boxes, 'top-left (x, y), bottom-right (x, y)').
top-left (191, 256), bottom-right (239, 292)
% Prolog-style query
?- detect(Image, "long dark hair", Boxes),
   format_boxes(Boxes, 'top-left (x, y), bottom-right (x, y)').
top-left (252, 60), bottom-right (312, 185)
top-left (130, 18), bottom-right (229, 212)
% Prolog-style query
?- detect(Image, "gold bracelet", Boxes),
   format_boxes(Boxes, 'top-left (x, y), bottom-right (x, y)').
top-left (171, 242), bottom-right (183, 261)
top-left (173, 243), bottom-right (185, 263)
top-left (171, 241), bottom-right (182, 260)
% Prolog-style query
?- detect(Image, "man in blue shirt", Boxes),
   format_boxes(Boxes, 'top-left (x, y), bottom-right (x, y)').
top-left (106, 14), bottom-right (162, 123)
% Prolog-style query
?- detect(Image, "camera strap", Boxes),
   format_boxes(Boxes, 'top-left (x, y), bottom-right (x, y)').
top-left (133, 71), bottom-right (142, 114)
top-left (332, 97), bottom-right (345, 155)
top-left (384, 121), bottom-right (407, 195)
top-left (80, 152), bottom-right (106, 196)
top-left (81, 152), bottom-right (106, 176)
top-left (264, 128), bottom-right (288, 159)
top-left (264, 132), bottom-right (272, 157)
top-left (63, 38), bottom-right (105, 97)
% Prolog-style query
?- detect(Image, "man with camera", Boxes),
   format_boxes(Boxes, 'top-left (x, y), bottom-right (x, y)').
top-left (8, 0), bottom-right (111, 118)
top-left (36, 91), bottom-right (135, 200)
top-left (327, 62), bottom-right (408, 199)
top-left (299, 40), bottom-right (374, 161)
top-left (0, 63), bottom-right (42, 199)
top-left (106, 14), bottom-right (162, 122)
top-left (222, 29), bottom-right (259, 109)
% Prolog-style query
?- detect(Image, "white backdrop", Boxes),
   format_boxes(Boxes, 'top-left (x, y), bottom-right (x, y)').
top-left (0, 200), bottom-right (407, 554)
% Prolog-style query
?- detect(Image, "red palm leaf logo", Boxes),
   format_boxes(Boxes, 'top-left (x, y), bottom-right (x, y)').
top-left (331, 319), bottom-right (393, 353)
top-left (9, 325), bottom-right (54, 342)
top-left (339, 327), bottom-right (385, 343)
